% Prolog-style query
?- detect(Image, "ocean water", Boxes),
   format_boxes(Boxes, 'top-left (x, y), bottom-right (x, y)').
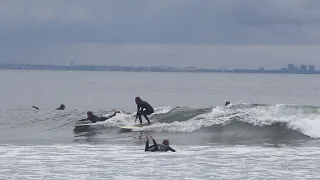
top-left (1, 70), bottom-right (320, 179)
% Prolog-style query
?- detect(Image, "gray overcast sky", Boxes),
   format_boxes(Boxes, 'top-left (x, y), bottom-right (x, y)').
top-left (1, 0), bottom-right (320, 69)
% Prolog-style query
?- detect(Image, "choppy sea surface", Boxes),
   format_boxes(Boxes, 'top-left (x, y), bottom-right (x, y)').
top-left (1, 70), bottom-right (320, 179)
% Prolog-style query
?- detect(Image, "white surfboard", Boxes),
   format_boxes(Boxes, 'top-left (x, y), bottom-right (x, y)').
top-left (119, 122), bottom-right (153, 130)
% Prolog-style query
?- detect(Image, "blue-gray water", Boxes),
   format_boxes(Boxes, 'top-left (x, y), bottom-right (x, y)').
top-left (1, 70), bottom-right (320, 179)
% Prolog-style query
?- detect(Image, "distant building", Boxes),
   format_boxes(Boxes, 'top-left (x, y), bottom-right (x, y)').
top-left (309, 65), bottom-right (315, 72)
top-left (259, 67), bottom-right (265, 72)
top-left (70, 61), bottom-right (74, 66)
top-left (301, 65), bottom-right (307, 72)
top-left (288, 64), bottom-right (295, 72)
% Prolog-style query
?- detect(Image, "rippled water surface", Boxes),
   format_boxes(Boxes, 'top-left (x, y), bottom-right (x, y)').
top-left (1, 70), bottom-right (320, 179)
top-left (1, 145), bottom-right (320, 180)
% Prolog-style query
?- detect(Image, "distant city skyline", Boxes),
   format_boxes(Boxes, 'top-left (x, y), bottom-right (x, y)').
top-left (1, 1), bottom-right (320, 68)
top-left (1, 62), bottom-right (319, 75)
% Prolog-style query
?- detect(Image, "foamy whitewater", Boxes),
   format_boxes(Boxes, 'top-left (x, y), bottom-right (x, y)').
top-left (1, 70), bottom-right (320, 179)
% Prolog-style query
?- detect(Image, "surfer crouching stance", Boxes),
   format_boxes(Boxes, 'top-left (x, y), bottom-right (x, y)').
top-left (135, 96), bottom-right (154, 125)
top-left (87, 110), bottom-right (120, 123)
top-left (145, 136), bottom-right (176, 152)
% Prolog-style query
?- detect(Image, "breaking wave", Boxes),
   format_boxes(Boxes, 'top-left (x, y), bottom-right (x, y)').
top-left (1, 103), bottom-right (320, 141)
top-left (92, 103), bottom-right (320, 139)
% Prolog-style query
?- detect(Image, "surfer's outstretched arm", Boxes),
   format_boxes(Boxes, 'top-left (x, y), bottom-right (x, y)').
top-left (150, 137), bottom-right (159, 151)
top-left (145, 137), bottom-right (159, 152)
top-left (152, 139), bottom-right (159, 151)
top-left (145, 139), bottom-right (150, 151)
top-left (167, 146), bottom-right (176, 152)
top-left (106, 111), bottom-right (120, 119)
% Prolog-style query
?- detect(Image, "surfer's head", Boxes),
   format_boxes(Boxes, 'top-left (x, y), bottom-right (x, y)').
top-left (59, 104), bottom-right (65, 110)
top-left (162, 139), bottom-right (169, 145)
top-left (225, 101), bottom-right (230, 106)
top-left (135, 96), bottom-right (141, 104)
top-left (87, 111), bottom-right (93, 119)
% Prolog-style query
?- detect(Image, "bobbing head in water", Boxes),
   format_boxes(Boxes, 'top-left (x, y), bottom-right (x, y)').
top-left (225, 101), bottom-right (230, 106)
top-left (57, 104), bottom-right (65, 110)
top-left (87, 111), bottom-right (93, 120)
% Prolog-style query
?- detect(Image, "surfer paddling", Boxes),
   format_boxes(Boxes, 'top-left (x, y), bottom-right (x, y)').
top-left (135, 97), bottom-right (154, 125)
top-left (86, 110), bottom-right (120, 123)
top-left (145, 136), bottom-right (176, 152)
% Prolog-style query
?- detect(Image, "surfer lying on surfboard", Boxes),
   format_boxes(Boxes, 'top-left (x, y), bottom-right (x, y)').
top-left (145, 136), bottom-right (176, 152)
top-left (135, 97), bottom-right (154, 125)
top-left (87, 110), bottom-right (120, 123)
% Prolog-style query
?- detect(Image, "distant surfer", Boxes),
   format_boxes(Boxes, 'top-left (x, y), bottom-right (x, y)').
top-left (145, 136), bottom-right (176, 152)
top-left (135, 97), bottom-right (154, 125)
top-left (225, 101), bottom-right (230, 106)
top-left (86, 110), bottom-right (120, 123)
top-left (32, 106), bottom-right (39, 110)
top-left (56, 104), bottom-right (65, 110)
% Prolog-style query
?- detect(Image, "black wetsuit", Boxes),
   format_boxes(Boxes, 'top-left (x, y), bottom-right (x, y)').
top-left (136, 100), bottom-right (154, 124)
top-left (145, 139), bottom-right (176, 152)
top-left (88, 115), bottom-right (100, 123)
top-left (88, 113), bottom-right (117, 123)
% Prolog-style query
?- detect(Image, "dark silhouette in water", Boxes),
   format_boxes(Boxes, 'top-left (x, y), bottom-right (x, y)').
top-left (145, 136), bottom-right (176, 152)
top-left (32, 106), bottom-right (39, 110)
top-left (135, 96), bottom-right (154, 125)
top-left (225, 101), bottom-right (230, 106)
top-left (56, 104), bottom-right (65, 110)
top-left (86, 110), bottom-right (120, 123)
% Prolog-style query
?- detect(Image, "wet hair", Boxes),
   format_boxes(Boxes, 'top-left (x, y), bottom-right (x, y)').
top-left (135, 96), bottom-right (141, 101)
top-left (87, 111), bottom-right (93, 115)
top-left (162, 139), bottom-right (169, 145)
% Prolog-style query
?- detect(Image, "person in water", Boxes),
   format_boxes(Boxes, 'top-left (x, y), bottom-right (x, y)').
top-left (225, 101), bottom-right (230, 106)
top-left (145, 136), bottom-right (176, 152)
top-left (32, 106), bottom-right (39, 110)
top-left (86, 110), bottom-right (120, 123)
top-left (56, 104), bottom-right (65, 110)
top-left (135, 96), bottom-right (154, 125)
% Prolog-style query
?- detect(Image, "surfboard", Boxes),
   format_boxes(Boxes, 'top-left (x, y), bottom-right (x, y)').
top-left (119, 126), bottom-right (141, 129)
top-left (75, 123), bottom-right (93, 127)
top-left (119, 122), bottom-right (153, 130)
top-left (74, 120), bottom-right (93, 126)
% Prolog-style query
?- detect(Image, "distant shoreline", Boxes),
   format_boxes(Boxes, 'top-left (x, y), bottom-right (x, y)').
top-left (0, 64), bottom-right (319, 75)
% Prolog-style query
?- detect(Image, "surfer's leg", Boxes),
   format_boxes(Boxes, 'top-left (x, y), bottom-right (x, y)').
top-left (142, 110), bottom-right (151, 124)
top-left (139, 114), bottom-right (143, 124)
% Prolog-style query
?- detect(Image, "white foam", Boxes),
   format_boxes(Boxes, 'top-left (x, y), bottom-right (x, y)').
top-left (1, 144), bottom-right (320, 179)
top-left (129, 103), bottom-right (320, 137)
top-left (96, 106), bottom-right (175, 127)
top-left (242, 104), bottom-right (320, 137)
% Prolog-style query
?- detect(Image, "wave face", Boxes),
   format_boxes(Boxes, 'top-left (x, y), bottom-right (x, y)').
top-left (1, 103), bottom-right (320, 144)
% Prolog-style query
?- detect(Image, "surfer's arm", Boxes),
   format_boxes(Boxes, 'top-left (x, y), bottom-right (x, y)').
top-left (145, 139), bottom-right (150, 151)
top-left (151, 138), bottom-right (159, 151)
top-left (135, 105), bottom-right (141, 119)
top-left (168, 146), bottom-right (176, 152)
top-left (105, 111), bottom-right (119, 119)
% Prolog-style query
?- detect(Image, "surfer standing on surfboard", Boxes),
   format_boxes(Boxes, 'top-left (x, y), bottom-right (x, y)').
top-left (135, 97), bottom-right (154, 125)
